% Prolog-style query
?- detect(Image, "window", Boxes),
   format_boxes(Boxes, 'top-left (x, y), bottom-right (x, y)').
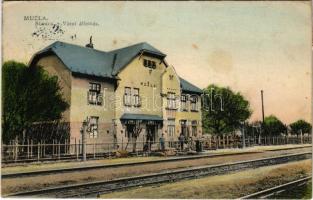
top-left (192, 120), bottom-right (197, 137)
top-left (167, 93), bottom-right (176, 109)
top-left (124, 87), bottom-right (132, 106)
top-left (167, 119), bottom-right (175, 137)
top-left (181, 95), bottom-right (187, 111)
top-left (143, 59), bottom-right (156, 69)
top-left (88, 83), bottom-right (103, 105)
top-left (89, 117), bottom-right (99, 138)
top-left (133, 88), bottom-right (141, 107)
top-left (190, 95), bottom-right (198, 111)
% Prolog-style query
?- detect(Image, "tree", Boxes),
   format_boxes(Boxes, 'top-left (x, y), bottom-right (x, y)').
top-left (202, 84), bottom-right (252, 135)
top-left (2, 61), bottom-right (69, 143)
top-left (289, 119), bottom-right (312, 136)
top-left (263, 115), bottom-right (286, 136)
top-left (124, 121), bottom-right (143, 153)
top-left (245, 121), bottom-right (262, 137)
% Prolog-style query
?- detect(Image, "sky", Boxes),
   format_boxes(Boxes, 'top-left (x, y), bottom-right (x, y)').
top-left (3, 1), bottom-right (312, 124)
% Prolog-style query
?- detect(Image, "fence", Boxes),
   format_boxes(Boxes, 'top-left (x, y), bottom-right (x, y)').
top-left (1, 135), bottom-right (311, 163)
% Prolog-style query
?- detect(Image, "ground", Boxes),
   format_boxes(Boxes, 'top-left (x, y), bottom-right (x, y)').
top-left (100, 160), bottom-right (312, 199)
top-left (2, 144), bottom-right (309, 174)
top-left (1, 145), bottom-right (310, 195)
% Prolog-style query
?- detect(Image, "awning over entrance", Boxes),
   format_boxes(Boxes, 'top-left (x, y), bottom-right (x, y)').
top-left (120, 113), bottom-right (163, 121)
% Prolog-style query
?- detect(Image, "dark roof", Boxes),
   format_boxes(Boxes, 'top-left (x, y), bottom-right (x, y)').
top-left (120, 113), bottom-right (163, 121)
top-left (30, 41), bottom-right (166, 79)
top-left (179, 77), bottom-right (202, 94)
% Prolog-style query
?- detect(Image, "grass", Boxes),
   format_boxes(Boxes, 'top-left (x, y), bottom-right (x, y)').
top-left (101, 160), bottom-right (312, 199)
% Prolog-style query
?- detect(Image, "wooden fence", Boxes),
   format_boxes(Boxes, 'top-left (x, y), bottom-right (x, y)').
top-left (1, 135), bottom-right (311, 163)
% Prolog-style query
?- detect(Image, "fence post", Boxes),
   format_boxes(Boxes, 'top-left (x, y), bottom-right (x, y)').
top-left (37, 142), bottom-right (40, 161)
top-left (148, 140), bottom-right (151, 156)
top-left (1, 141), bottom-right (3, 162)
top-left (74, 138), bottom-right (77, 155)
top-left (14, 140), bottom-right (18, 162)
top-left (93, 141), bottom-right (96, 159)
top-left (27, 139), bottom-right (30, 159)
top-left (9, 141), bottom-right (12, 160)
top-left (247, 136), bottom-right (250, 147)
top-left (301, 130), bottom-right (303, 144)
top-left (78, 139), bottom-right (81, 154)
top-left (108, 143), bottom-right (111, 159)
top-left (40, 140), bottom-right (42, 157)
top-left (142, 136), bottom-right (145, 152)
top-left (226, 135), bottom-right (229, 148)
top-left (64, 139), bottom-right (66, 155)
top-left (209, 137), bottom-right (211, 149)
top-left (52, 140), bottom-right (55, 157)
top-left (58, 141), bottom-right (61, 160)
top-left (30, 140), bottom-right (33, 158)
top-left (43, 141), bottom-right (46, 157)
top-left (76, 142), bottom-right (79, 161)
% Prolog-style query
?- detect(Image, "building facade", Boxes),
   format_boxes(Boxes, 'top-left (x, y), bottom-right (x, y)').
top-left (29, 41), bottom-right (203, 151)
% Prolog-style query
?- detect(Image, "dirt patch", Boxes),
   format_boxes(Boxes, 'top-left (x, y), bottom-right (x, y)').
top-left (101, 160), bottom-right (312, 199)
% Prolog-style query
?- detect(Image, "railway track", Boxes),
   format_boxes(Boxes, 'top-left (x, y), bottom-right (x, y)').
top-left (3, 146), bottom-right (311, 179)
top-left (240, 176), bottom-right (312, 199)
top-left (4, 152), bottom-right (311, 198)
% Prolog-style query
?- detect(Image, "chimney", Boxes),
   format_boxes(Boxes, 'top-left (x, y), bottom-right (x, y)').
top-left (86, 36), bottom-right (94, 48)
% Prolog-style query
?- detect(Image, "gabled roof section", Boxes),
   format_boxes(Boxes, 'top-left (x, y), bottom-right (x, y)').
top-left (179, 77), bottom-right (202, 94)
top-left (109, 42), bottom-right (166, 75)
top-left (29, 41), bottom-right (166, 78)
top-left (31, 41), bottom-right (115, 78)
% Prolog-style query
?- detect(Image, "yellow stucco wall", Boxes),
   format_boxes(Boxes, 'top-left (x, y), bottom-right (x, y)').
top-left (36, 55), bottom-right (71, 122)
top-left (114, 54), bottom-right (167, 144)
top-left (176, 94), bottom-right (203, 138)
top-left (161, 65), bottom-right (180, 140)
top-left (115, 55), bottom-right (166, 117)
top-left (70, 75), bottom-right (115, 145)
top-left (162, 65), bottom-right (202, 140)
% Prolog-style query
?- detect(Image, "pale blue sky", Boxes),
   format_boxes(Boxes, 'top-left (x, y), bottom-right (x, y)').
top-left (3, 1), bottom-right (312, 123)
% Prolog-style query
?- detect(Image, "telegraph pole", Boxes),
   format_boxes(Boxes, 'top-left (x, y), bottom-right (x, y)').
top-left (261, 90), bottom-right (265, 123)
top-left (259, 90), bottom-right (265, 145)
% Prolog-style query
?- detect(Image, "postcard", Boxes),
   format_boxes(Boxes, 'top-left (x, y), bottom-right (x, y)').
top-left (1, 1), bottom-right (312, 199)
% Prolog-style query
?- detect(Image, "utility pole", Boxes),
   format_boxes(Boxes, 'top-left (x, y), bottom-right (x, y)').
top-left (81, 117), bottom-right (90, 161)
top-left (261, 90), bottom-right (265, 123)
top-left (259, 90), bottom-right (265, 145)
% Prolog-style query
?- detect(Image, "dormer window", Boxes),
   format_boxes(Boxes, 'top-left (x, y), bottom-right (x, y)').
top-left (143, 59), bottom-right (156, 69)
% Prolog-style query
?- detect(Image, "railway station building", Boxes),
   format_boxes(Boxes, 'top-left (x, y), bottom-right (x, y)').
top-left (29, 40), bottom-right (203, 151)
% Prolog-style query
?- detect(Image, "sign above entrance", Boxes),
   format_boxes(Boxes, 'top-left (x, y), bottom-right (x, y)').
top-left (140, 81), bottom-right (156, 88)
